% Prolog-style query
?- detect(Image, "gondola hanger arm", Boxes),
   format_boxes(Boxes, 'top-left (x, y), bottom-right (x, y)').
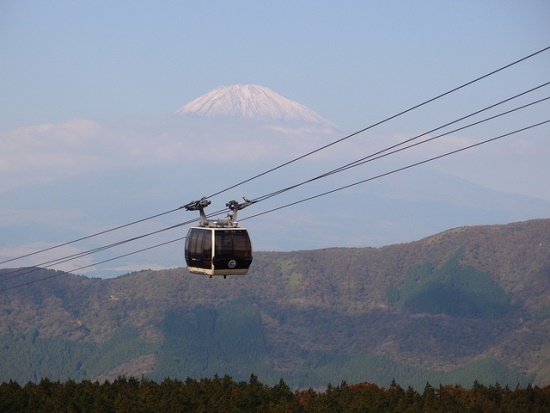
top-left (184, 196), bottom-right (255, 228)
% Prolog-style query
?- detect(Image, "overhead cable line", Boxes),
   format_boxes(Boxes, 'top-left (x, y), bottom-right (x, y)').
top-left (0, 207), bottom-right (227, 282)
top-left (3, 118), bottom-right (547, 294)
top-left (0, 206), bottom-right (185, 266)
top-left (242, 119), bottom-right (550, 221)
top-left (2, 46), bottom-right (548, 268)
top-left (0, 220), bottom-right (189, 282)
top-left (0, 236), bottom-right (186, 294)
top-left (250, 94), bottom-right (550, 204)
top-left (2, 89), bottom-right (548, 281)
top-left (204, 45), bottom-right (550, 200)
top-left (323, 82), bottom-right (550, 177)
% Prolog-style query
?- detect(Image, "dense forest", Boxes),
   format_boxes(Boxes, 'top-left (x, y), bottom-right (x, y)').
top-left (1, 375), bottom-right (549, 413)
top-left (0, 219), bottom-right (549, 389)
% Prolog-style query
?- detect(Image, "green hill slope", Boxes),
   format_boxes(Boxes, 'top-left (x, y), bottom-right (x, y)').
top-left (0, 219), bottom-right (548, 388)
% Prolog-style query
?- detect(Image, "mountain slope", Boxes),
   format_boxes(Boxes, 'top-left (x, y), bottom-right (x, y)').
top-left (0, 219), bottom-right (548, 388)
top-left (176, 84), bottom-right (336, 125)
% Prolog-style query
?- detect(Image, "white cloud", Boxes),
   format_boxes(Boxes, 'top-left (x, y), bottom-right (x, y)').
top-left (0, 116), bottom-right (350, 194)
top-left (2, 116), bottom-right (548, 203)
top-left (0, 119), bottom-right (111, 191)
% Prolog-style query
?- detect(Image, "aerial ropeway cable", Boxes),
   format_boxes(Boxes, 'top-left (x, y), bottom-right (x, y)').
top-left (2, 90), bottom-right (548, 282)
top-left (0, 206), bottom-right (185, 266)
top-left (1, 46), bottom-right (549, 286)
top-left (250, 94), bottom-right (550, 204)
top-left (203, 46), bottom-right (550, 200)
top-left (2, 45), bottom-right (547, 269)
top-left (242, 119), bottom-right (550, 222)
top-left (0, 236), bottom-right (187, 294)
top-left (2, 90), bottom-right (549, 282)
top-left (2, 90), bottom-right (547, 284)
top-left (1, 117), bottom-right (548, 293)
top-left (0, 207), bottom-right (229, 281)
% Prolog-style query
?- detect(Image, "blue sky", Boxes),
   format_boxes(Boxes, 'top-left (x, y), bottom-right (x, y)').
top-left (2, 1), bottom-right (549, 196)
top-left (1, 1), bottom-right (550, 276)
top-left (2, 1), bottom-right (549, 129)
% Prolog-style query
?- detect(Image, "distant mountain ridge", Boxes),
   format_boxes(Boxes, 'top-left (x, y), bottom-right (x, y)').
top-left (176, 84), bottom-right (336, 126)
top-left (0, 219), bottom-right (548, 388)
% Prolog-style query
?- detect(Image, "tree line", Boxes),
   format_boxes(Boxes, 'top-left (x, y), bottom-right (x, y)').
top-left (1, 375), bottom-right (548, 413)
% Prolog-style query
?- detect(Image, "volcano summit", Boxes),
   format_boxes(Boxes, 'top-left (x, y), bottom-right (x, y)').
top-left (176, 84), bottom-right (335, 126)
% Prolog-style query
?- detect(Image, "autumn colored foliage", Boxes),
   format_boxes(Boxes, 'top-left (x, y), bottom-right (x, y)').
top-left (1, 375), bottom-right (549, 413)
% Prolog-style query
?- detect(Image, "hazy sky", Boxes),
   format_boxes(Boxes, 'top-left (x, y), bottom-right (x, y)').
top-left (1, 1), bottom-right (548, 126)
top-left (2, 1), bottom-right (549, 196)
top-left (1, 1), bottom-right (550, 276)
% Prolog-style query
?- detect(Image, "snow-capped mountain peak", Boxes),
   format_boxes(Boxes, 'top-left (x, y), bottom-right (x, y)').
top-left (176, 84), bottom-right (335, 125)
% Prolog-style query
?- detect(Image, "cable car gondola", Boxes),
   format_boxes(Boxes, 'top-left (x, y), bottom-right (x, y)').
top-left (184, 198), bottom-right (253, 278)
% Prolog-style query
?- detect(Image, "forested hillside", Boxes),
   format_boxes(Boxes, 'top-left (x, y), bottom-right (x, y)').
top-left (0, 219), bottom-right (548, 389)
top-left (2, 376), bottom-right (549, 413)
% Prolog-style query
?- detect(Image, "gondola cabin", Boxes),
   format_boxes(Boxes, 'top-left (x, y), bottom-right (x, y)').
top-left (183, 197), bottom-right (254, 278)
top-left (185, 227), bottom-right (252, 276)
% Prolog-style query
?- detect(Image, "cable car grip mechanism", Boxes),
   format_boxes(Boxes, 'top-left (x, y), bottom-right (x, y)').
top-left (183, 197), bottom-right (254, 228)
